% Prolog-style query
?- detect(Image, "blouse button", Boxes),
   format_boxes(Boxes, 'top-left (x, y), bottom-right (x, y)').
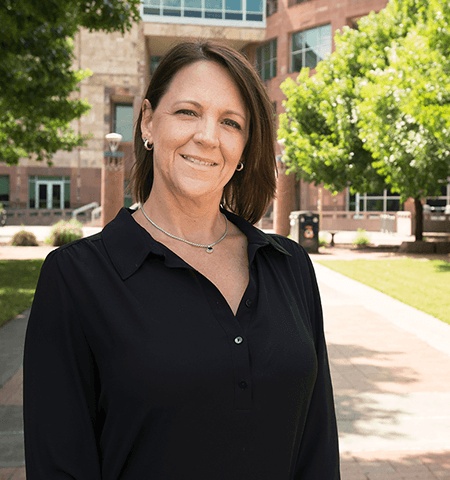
top-left (245, 299), bottom-right (252, 308)
top-left (234, 336), bottom-right (244, 344)
top-left (238, 380), bottom-right (248, 389)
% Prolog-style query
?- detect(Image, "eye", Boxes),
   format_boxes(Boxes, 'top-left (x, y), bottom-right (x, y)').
top-left (175, 109), bottom-right (196, 117)
top-left (223, 118), bottom-right (242, 130)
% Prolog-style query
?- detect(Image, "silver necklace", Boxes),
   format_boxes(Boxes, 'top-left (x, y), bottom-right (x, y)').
top-left (139, 205), bottom-right (228, 253)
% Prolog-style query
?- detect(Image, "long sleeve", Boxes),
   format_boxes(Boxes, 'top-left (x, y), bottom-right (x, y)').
top-left (23, 251), bottom-right (102, 479)
top-left (294, 252), bottom-right (341, 479)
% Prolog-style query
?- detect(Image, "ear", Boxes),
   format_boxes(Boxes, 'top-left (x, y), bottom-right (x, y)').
top-left (141, 99), bottom-right (154, 143)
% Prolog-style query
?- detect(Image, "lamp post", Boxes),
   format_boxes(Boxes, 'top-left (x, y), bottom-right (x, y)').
top-left (101, 133), bottom-right (124, 227)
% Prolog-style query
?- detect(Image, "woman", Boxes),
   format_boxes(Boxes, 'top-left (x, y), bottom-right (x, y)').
top-left (23, 41), bottom-right (340, 479)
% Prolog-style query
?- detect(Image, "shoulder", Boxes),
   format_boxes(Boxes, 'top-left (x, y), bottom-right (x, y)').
top-left (41, 232), bottom-right (107, 279)
top-left (263, 232), bottom-right (318, 288)
top-left (266, 233), bottom-right (310, 263)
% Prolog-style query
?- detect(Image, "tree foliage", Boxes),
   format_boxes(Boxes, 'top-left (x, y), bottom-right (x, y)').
top-left (278, 0), bottom-right (450, 240)
top-left (0, 0), bottom-right (141, 164)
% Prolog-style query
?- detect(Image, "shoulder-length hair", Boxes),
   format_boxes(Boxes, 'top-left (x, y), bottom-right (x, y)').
top-left (132, 40), bottom-right (276, 224)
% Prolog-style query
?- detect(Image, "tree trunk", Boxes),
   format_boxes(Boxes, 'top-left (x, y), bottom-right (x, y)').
top-left (414, 197), bottom-right (423, 241)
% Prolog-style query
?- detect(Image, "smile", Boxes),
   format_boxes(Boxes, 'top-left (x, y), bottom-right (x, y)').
top-left (181, 155), bottom-right (217, 167)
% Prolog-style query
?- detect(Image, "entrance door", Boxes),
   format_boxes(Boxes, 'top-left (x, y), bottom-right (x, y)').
top-left (36, 181), bottom-right (64, 209)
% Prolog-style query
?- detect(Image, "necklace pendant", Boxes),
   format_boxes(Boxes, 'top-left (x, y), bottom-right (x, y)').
top-left (206, 246), bottom-right (214, 253)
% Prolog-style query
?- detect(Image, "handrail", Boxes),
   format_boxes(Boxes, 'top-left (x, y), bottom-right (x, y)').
top-left (91, 206), bottom-right (102, 222)
top-left (72, 202), bottom-right (99, 221)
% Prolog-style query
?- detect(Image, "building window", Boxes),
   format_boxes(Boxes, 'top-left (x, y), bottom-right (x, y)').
top-left (426, 182), bottom-right (450, 212)
top-left (266, 0), bottom-right (276, 16)
top-left (150, 56), bottom-right (162, 75)
top-left (0, 175), bottom-right (10, 206)
top-left (29, 176), bottom-right (70, 209)
top-left (291, 24), bottom-right (332, 72)
top-left (348, 190), bottom-right (402, 213)
top-left (124, 179), bottom-right (133, 208)
top-left (256, 39), bottom-right (277, 81)
top-left (142, 0), bottom-right (263, 23)
top-left (114, 104), bottom-right (134, 143)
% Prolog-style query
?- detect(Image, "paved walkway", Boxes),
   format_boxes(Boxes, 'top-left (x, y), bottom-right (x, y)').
top-left (310, 257), bottom-right (450, 479)
top-left (0, 239), bottom-right (449, 479)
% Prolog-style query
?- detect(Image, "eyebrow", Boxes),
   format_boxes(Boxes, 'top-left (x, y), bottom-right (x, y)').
top-left (173, 100), bottom-right (247, 122)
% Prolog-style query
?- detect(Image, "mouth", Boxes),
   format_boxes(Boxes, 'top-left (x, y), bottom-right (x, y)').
top-left (181, 154), bottom-right (217, 167)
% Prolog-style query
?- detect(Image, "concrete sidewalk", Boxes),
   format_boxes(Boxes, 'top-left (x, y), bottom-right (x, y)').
top-left (0, 247), bottom-right (450, 479)
top-left (313, 260), bottom-right (450, 479)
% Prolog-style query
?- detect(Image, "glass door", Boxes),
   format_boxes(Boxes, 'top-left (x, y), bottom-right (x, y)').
top-left (36, 181), bottom-right (64, 209)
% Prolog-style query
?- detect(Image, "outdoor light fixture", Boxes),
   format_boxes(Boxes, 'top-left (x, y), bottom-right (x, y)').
top-left (105, 133), bottom-right (123, 153)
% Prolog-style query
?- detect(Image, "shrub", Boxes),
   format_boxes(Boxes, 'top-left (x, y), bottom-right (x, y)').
top-left (46, 220), bottom-right (83, 246)
top-left (10, 230), bottom-right (39, 246)
top-left (352, 228), bottom-right (371, 247)
top-left (319, 234), bottom-right (328, 247)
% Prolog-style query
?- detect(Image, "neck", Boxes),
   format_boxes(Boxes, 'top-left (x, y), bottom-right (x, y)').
top-left (138, 189), bottom-right (227, 246)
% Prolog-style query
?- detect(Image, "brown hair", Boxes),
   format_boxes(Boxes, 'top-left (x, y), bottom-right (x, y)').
top-left (132, 40), bottom-right (276, 224)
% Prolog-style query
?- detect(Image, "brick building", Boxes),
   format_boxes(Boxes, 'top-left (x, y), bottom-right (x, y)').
top-left (2, 0), bottom-right (449, 229)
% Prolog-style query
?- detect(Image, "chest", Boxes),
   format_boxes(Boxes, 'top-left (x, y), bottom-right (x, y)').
top-left (74, 252), bottom-right (318, 410)
top-left (190, 252), bottom-right (249, 315)
top-left (165, 235), bottom-right (250, 315)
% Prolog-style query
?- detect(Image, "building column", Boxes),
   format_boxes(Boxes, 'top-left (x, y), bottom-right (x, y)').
top-left (101, 154), bottom-right (124, 227)
top-left (273, 159), bottom-right (296, 236)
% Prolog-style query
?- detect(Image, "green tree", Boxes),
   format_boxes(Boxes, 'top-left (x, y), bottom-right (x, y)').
top-left (0, 0), bottom-right (141, 165)
top-left (278, 0), bottom-right (450, 240)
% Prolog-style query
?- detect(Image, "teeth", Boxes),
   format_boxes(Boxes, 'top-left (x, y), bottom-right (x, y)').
top-left (181, 155), bottom-right (215, 166)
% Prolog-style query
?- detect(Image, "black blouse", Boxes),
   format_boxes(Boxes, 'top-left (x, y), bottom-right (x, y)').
top-left (23, 208), bottom-right (340, 480)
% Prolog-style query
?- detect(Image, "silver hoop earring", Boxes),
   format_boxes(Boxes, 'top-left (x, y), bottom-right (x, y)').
top-left (143, 138), bottom-right (154, 151)
top-left (236, 162), bottom-right (244, 172)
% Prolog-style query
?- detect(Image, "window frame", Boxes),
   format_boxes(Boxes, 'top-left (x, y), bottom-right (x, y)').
top-left (256, 38), bottom-right (277, 81)
top-left (142, 0), bottom-right (264, 25)
top-left (0, 175), bottom-right (10, 207)
top-left (113, 103), bottom-right (134, 143)
top-left (28, 176), bottom-right (70, 210)
top-left (290, 24), bottom-right (332, 73)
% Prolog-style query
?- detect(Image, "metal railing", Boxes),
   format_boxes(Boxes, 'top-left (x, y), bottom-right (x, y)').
top-left (72, 202), bottom-right (99, 222)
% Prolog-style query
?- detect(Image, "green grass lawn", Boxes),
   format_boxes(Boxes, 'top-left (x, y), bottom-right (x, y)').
top-left (317, 258), bottom-right (450, 325)
top-left (0, 259), bottom-right (44, 328)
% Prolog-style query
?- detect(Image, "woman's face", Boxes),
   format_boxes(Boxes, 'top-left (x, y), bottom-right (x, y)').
top-left (141, 61), bottom-right (249, 203)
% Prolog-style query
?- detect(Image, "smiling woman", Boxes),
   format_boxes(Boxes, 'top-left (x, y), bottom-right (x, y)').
top-left (133, 41), bottom-right (277, 224)
top-left (139, 61), bottom-right (249, 207)
top-left (23, 40), bottom-right (340, 480)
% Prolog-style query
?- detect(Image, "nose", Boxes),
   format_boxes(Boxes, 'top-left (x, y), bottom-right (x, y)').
top-left (193, 117), bottom-right (219, 148)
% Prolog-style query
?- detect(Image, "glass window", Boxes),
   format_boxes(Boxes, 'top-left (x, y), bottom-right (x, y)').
top-left (205, 0), bottom-right (223, 18)
top-left (348, 190), bottom-right (402, 212)
top-left (143, 0), bottom-right (161, 14)
top-left (266, 0), bottom-right (277, 16)
top-left (150, 56), bottom-right (161, 75)
top-left (0, 175), bottom-right (10, 206)
top-left (185, 0), bottom-right (202, 15)
top-left (186, 0), bottom-right (201, 7)
top-left (291, 24), bottom-right (331, 72)
top-left (114, 104), bottom-right (134, 143)
top-left (163, 0), bottom-right (181, 16)
top-left (247, 0), bottom-right (262, 12)
top-left (226, 0), bottom-right (241, 9)
top-left (256, 39), bottom-right (277, 81)
top-left (143, 0), bottom-right (261, 22)
top-left (124, 179), bottom-right (133, 208)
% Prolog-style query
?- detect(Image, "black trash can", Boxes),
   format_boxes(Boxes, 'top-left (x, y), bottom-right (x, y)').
top-left (289, 211), bottom-right (320, 253)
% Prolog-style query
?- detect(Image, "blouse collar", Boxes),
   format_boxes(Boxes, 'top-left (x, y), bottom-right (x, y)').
top-left (102, 208), bottom-right (291, 280)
